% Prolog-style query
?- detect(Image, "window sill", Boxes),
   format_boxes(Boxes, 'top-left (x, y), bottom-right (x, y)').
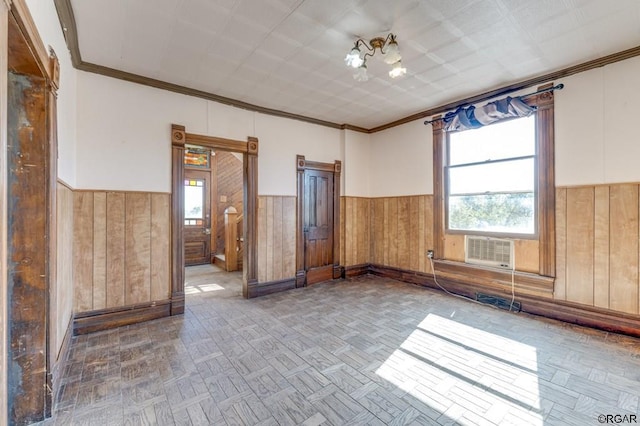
top-left (432, 259), bottom-right (555, 297)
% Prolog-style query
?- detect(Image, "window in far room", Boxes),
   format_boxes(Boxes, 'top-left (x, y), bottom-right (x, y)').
top-left (446, 115), bottom-right (536, 237)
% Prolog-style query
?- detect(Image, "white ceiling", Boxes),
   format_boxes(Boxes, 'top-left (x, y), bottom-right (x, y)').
top-left (69, 0), bottom-right (640, 129)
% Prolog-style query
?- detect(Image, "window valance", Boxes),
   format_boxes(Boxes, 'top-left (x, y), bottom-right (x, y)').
top-left (443, 96), bottom-right (536, 132)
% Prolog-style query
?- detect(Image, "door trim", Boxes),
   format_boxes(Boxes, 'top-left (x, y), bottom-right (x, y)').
top-left (171, 124), bottom-right (258, 308)
top-left (295, 155), bottom-right (342, 287)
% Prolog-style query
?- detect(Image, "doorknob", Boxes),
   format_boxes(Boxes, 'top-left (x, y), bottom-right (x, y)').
top-left (203, 228), bottom-right (211, 235)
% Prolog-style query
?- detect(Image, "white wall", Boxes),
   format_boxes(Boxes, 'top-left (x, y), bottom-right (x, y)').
top-left (76, 71), bottom-right (349, 195)
top-left (76, 72), bottom-right (208, 192)
top-left (254, 113), bottom-right (343, 196)
top-left (343, 130), bottom-right (371, 197)
top-left (369, 119), bottom-right (433, 197)
top-left (555, 55), bottom-right (640, 186)
top-left (27, 0), bottom-right (77, 186)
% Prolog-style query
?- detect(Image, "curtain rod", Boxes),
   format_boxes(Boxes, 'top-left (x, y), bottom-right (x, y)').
top-left (423, 83), bottom-right (565, 126)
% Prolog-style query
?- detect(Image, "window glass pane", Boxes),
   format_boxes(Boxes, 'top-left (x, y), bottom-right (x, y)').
top-left (449, 158), bottom-right (534, 195)
top-left (185, 181), bottom-right (204, 219)
top-left (449, 193), bottom-right (535, 234)
top-left (185, 146), bottom-right (209, 168)
top-left (449, 115), bottom-right (535, 166)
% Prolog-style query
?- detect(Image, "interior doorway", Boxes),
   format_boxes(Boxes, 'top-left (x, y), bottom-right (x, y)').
top-left (183, 145), bottom-right (244, 271)
top-left (170, 124), bottom-right (258, 308)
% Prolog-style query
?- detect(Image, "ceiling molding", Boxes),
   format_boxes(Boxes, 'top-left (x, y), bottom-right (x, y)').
top-left (372, 44), bottom-right (640, 133)
top-left (54, 0), bottom-right (640, 135)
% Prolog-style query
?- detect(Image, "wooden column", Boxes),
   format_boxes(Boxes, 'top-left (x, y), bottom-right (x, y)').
top-left (295, 155), bottom-right (306, 287)
top-left (1, 2), bottom-right (9, 424)
top-left (224, 206), bottom-right (238, 272)
top-left (536, 84), bottom-right (556, 277)
top-left (243, 137), bottom-right (259, 297)
top-left (332, 161), bottom-right (342, 279)
top-left (431, 116), bottom-right (445, 259)
top-left (170, 125), bottom-right (185, 315)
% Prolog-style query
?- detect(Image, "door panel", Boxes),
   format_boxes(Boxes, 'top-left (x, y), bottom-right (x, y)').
top-left (304, 169), bottom-right (334, 284)
top-left (184, 169), bottom-right (211, 265)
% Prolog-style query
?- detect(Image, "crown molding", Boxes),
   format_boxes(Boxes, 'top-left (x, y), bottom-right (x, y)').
top-left (54, 0), bottom-right (640, 134)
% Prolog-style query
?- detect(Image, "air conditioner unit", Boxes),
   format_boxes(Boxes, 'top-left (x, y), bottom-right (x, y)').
top-left (464, 236), bottom-right (514, 269)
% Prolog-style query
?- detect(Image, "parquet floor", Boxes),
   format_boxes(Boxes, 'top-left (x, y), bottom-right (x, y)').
top-left (41, 271), bottom-right (640, 425)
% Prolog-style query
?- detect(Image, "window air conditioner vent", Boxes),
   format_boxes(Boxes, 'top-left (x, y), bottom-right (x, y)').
top-left (464, 236), bottom-right (514, 269)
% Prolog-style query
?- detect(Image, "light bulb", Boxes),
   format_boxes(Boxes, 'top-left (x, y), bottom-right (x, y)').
top-left (389, 60), bottom-right (406, 78)
top-left (353, 64), bottom-right (368, 82)
top-left (344, 46), bottom-right (364, 68)
top-left (384, 40), bottom-right (401, 64)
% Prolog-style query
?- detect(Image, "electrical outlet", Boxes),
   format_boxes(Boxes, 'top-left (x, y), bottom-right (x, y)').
top-left (427, 250), bottom-right (434, 259)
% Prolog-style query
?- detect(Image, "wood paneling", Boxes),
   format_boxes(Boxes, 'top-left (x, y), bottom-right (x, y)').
top-left (609, 185), bottom-right (638, 314)
top-left (370, 195), bottom-right (433, 273)
top-left (214, 151), bottom-right (243, 255)
top-left (106, 193), bottom-right (125, 308)
top-left (556, 183), bottom-right (640, 316)
top-left (565, 187), bottom-right (594, 305)
top-left (341, 197), bottom-right (370, 267)
top-left (593, 187), bottom-right (610, 309)
top-left (73, 191), bottom-right (171, 314)
top-left (54, 183), bottom-right (74, 358)
top-left (257, 196), bottom-right (296, 283)
top-left (93, 192), bottom-right (107, 309)
top-left (554, 188), bottom-right (567, 301)
top-left (125, 193), bottom-right (151, 305)
top-left (73, 191), bottom-right (94, 312)
top-left (151, 193), bottom-right (170, 301)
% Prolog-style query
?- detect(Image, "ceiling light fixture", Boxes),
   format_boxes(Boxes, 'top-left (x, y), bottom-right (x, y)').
top-left (345, 33), bottom-right (406, 81)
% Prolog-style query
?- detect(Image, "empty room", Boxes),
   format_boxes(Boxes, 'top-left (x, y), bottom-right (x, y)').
top-left (2, 0), bottom-right (640, 425)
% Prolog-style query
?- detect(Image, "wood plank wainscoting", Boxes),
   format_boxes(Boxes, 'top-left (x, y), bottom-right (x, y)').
top-left (51, 181), bottom-right (75, 405)
top-left (254, 196), bottom-right (297, 297)
top-left (341, 189), bottom-right (640, 337)
top-left (72, 190), bottom-right (171, 334)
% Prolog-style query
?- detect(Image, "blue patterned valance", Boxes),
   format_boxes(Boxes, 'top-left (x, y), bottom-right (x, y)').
top-left (443, 96), bottom-right (536, 132)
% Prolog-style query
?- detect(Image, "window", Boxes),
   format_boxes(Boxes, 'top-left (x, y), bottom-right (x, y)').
top-left (432, 84), bottom-right (556, 277)
top-left (446, 115), bottom-right (536, 236)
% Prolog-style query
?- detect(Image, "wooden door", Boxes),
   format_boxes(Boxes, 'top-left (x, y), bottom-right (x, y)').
top-left (304, 169), bottom-right (335, 283)
top-left (184, 169), bottom-right (211, 265)
top-left (296, 156), bottom-right (341, 286)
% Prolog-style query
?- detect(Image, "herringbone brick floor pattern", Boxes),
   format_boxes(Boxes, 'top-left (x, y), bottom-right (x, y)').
top-left (41, 267), bottom-right (640, 425)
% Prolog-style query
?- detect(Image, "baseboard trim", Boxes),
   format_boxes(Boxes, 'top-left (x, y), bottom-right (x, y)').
top-left (344, 263), bottom-right (370, 277)
top-left (247, 277), bottom-right (297, 298)
top-left (368, 263), bottom-right (640, 338)
top-left (73, 299), bottom-right (172, 335)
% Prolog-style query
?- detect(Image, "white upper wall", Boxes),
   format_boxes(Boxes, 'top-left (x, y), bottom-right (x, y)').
top-left (343, 130), bottom-right (371, 197)
top-left (76, 71), bottom-right (208, 192)
top-left (27, 0), bottom-right (77, 186)
top-left (76, 71), bottom-right (348, 195)
top-left (369, 119), bottom-right (433, 197)
top-left (255, 113), bottom-right (342, 196)
top-left (556, 55), bottom-right (640, 186)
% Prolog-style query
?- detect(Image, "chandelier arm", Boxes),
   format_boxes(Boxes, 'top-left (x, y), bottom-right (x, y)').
top-left (356, 38), bottom-right (375, 53)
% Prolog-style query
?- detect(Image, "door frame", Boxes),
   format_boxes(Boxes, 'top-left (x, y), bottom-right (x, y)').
top-left (171, 124), bottom-right (258, 307)
top-left (295, 155), bottom-right (342, 287)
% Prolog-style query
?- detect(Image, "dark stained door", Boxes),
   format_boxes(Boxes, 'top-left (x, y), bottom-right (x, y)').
top-left (304, 169), bottom-right (335, 284)
top-left (184, 169), bottom-right (211, 265)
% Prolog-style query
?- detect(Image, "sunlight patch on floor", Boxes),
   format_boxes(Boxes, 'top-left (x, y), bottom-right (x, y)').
top-left (376, 314), bottom-right (543, 425)
top-left (184, 283), bottom-right (226, 294)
